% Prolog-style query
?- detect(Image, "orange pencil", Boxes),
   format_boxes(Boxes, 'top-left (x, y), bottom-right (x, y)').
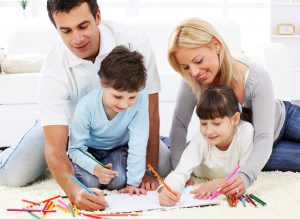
top-left (147, 164), bottom-right (176, 195)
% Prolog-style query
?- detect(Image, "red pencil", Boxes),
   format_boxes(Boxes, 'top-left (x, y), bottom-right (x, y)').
top-left (7, 208), bottom-right (56, 213)
top-left (246, 194), bottom-right (257, 207)
top-left (86, 213), bottom-right (140, 216)
top-left (21, 199), bottom-right (40, 206)
top-left (147, 164), bottom-right (176, 195)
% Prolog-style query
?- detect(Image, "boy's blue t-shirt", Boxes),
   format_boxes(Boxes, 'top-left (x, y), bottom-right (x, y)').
top-left (68, 88), bottom-right (149, 187)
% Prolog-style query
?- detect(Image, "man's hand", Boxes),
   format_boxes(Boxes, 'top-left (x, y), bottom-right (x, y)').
top-left (118, 185), bottom-right (146, 195)
top-left (140, 174), bottom-right (159, 191)
top-left (73, 187), bottom-right (107, 211)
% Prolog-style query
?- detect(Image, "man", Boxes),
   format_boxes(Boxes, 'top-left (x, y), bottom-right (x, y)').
top-left (0, 0), bottom-right (171, 211)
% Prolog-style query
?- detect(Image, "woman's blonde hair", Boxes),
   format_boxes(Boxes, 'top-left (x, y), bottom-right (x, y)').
top-left (168, 18), bottom-right (241, 94)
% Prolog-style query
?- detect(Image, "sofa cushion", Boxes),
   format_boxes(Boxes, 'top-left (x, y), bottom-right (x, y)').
top-left (1, 54), bottom-right (44, 73)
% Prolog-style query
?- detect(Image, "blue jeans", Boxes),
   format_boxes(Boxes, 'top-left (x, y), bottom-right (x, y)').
top-left (72, 145), bottom-right (128, 190)
top-left (0, 121), bottom-right (46, 186)
top-left (263, 101), bottom-right (300, 171)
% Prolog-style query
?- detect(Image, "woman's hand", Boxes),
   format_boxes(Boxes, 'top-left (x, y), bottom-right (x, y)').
top-left (191, 178), bottom-right (227, 199)
top-left (118, 185), bottom-right (147, 195)
top-left (220, 175), bottom-right (245, 198)
top-left (159, 187), bottom-right (180, 206)
top-left (93, 163), bottom-right (118, 185)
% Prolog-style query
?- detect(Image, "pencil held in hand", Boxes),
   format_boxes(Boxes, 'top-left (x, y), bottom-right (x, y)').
top-left (147, 164), bottom-right (176, 195)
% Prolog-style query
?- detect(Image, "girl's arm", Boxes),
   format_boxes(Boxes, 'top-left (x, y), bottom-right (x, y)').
top-left (165, 134), bottom-right (207, 192)
top-left (170, 80), bottom-right (197, 169)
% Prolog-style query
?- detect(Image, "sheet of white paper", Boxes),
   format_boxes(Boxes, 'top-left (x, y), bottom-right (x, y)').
top-left (105, 188), bottom-right (219, 213)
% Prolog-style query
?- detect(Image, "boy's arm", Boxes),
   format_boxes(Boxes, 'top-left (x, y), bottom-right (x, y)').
top-left (140, 93), bottom-right (160, 190)
top-left (127, 93), bottom-right (149, 187)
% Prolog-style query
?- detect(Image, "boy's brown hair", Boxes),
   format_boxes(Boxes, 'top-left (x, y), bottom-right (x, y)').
top-left (98, 45), bottom-right (147, 92)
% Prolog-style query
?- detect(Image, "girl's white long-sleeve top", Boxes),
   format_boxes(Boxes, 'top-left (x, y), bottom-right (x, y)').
top-left (165, 121), bottom-right (254, 192)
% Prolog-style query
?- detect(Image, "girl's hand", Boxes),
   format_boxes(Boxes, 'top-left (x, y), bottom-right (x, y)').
top-left (191, 179), bottom-right (227, 200)
top-left (220, 175), bottom-right (245, 198)
top-left (159, 187), bottom-right (180, 206)
top-left (118, 185), bottom-right (146, 195)
top-left (185, 178), bottom-right (195, 187)
top-left (93, 163), bottom-right (118, 185)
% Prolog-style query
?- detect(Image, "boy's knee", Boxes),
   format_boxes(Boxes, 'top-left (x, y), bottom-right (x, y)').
top-left (106, 175), bottom-right (126, 190)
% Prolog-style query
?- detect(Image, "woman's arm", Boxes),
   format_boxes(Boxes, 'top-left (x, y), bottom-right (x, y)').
top-left (237, 67), bottom-right (275, 188)
top-left (170, 80), bottom-right (197, 169)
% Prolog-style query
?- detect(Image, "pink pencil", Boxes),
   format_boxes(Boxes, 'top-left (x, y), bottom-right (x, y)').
top-left (7, 208), bottom-right (56, 213)
top-left (210, 165), bottom-right (241, 200)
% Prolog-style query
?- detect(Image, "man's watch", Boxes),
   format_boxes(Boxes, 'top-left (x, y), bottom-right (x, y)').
top-left (145, 167), bottom-right (157, 178)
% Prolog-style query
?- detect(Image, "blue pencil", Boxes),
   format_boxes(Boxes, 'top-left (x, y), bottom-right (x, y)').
top-left (70, 175), bottom-right (94, 194)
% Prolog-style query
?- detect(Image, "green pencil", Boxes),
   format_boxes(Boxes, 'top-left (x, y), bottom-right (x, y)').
top-left (249, 194), bottom-right (267, 206)
top-left (28, 212), bottom-right (42, 219)
top-left (78, 149), bottom-right (107, 168)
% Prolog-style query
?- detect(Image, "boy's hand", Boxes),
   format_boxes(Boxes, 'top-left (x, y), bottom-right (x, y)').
top-left (118, 185), bottom-right (147, 195)
top-left (93, 163), bottom-right (118, 185)
top-left (191, 178), bottom-right (227, 200)
top-left (159, 187), bottom-right (180, 206)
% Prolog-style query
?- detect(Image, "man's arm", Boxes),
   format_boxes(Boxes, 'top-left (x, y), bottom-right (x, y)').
top-left (44, 125), bottom-right (106, 211)
top-left (147, 93), bottom-right (160, 168)
top-left (140, 93), bottom-right (160, 190)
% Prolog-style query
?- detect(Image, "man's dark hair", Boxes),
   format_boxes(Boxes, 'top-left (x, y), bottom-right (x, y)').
top-left (99, 45), bottom-right (147, 92)
top-left (47, 0), bottom-right (99, 26)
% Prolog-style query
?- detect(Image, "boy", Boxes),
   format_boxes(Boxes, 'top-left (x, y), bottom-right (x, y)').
top-left (68, 45), bottom-right (148, 194)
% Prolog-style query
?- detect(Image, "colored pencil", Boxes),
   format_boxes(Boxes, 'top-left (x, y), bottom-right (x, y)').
top-left (240, 196), bottom-right (246, 207)
top-left (21, 199), bottom-right (40, 206)
top-left (81, 213), bottom-right (103, 219)
top-left (147, 164), bottom-right (176, 195)
top-left (28, 211), bottom-right (43, 219)
top-left (246, 194), bottom-right (257, 207)
top-left (78, 149), bottom-right (106, 168)
top-left (249, 194), bottom-right (267, 206)
top-left (71, 175), bottom-right (94, 194)
top-left (58, 199), bottom-right (70, 210)
top-left (7, 208), bottom-right (56, 213)
top-left (210, 165), bottom-right (240, 200)
top-left (86, 213), bottom-right (140, 216)
top-left (25, 195), bottom-right (61, 209)
top-left (68, 203), bottom-right (75, 217)
top-left (56, 204), bottom-right (70, 214)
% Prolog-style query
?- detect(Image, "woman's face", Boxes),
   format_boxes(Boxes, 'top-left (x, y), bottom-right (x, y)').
top-left (175, 45), bottom-right (220, 85)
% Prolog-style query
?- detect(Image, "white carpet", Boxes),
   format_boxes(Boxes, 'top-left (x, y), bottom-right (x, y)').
top-left (1, 171), bottom-right (300, 219)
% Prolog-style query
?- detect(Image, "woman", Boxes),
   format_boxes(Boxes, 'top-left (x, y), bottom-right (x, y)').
top-left (168, 17), bottom-right (300, 197)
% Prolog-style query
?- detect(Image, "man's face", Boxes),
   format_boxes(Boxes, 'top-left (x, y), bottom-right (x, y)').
top-left (52, 2), bottom-right (101, 61)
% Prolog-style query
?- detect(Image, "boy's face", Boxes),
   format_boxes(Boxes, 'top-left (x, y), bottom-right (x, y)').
top-left (102, 87), bottom-right (139, 113)
top-left (52, 2), bottom-right (101, 61)
top-left (199, 113), bottom-right (239, 150)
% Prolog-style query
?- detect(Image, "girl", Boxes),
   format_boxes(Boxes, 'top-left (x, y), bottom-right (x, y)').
top-left (159, 85), bottom-right (253, 206)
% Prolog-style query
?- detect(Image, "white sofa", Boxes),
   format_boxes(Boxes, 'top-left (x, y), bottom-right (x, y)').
top-left (0, 18), bottom-right (250, 147)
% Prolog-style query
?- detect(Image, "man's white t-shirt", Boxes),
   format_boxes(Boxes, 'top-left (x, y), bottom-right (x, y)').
top-left (39, 20), bottom-right (160, 126)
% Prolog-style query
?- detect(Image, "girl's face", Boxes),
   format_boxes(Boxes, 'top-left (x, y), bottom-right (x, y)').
top-left (200, 113), bottom-right (240, 150)
top-left (102, 87), bottom-right (138, 114)
top-left (175, 43), bottom-right (220, 85)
